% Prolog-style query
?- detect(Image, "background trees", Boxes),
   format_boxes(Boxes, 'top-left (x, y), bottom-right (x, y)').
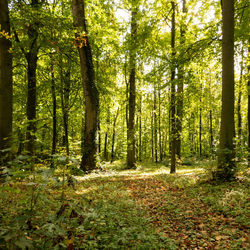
top-left (0, 0), bottom-right (248, 178)
top-left (0, 0), bottom-right (13, 164)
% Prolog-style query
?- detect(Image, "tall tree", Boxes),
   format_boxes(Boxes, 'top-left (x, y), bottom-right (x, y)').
top-left (72, 0), bottom-right (99, 171)
top-left (50, 55), bottom-right (57, 156)
top-left (0, 0), bottom-right (13, 164)
top-left (176, 0), bottom-right (187, 158)
top-left (14, 0), bottom-right (40, 155)
top-left (217, 0), bottom-right (236, 180)
top-left (236, 46), bottom-right (244, 147)
top-left (170, 1), bottom-right (176, 173)
top-left (248, 38), bottom-right (250, 166)
top-left (127, 2), bottom-right (137, 169)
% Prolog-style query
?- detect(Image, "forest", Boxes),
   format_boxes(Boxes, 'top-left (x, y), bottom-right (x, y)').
top-left (0, 0), bottom-right (249, 249)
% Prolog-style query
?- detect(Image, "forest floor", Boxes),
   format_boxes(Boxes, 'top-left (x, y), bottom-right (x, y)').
top-left (0, 159), bottom-right (249, 249)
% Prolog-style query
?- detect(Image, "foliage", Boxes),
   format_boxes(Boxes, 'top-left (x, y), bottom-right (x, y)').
top-left (1, 161), bottom-right (249, 249)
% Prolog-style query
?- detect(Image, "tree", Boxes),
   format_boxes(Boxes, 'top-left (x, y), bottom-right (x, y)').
top-left (13, 0), bottom-right (40, 155)
top-left (72, 0), bottom-right (99, 172)
top-left (216, 0), bottom-right (236, 180)
top-left (127, 1), bottom-right (138, 169)
top-left (176, 0), bottom-right (187, 158)
top-left (0, 0), bottom-right (13, 164)
top-left (170, 1), bottom-right (176, 174)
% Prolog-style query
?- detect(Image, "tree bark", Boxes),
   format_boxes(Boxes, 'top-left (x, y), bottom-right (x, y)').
top-left (199, 82), bottom-right (202, 157)
top-left (176, 0), bottom-right (186, 158)
top-left (97, 120), bottom-right (101, 155)
top-left (139, 96), bottom-right (142, 162)
top-left (154, 82), bottom-right (158, 163)
top-left (158, 88), bottom-right (163, 161)
top-left (24, 0), bottom-right (39, 155)
top-left (72, 0), bottom-right (99, 171)
top-left (0, 0), bottom-right (12, 164)
top-left (110, 108), bottom-right (119, 163)
top-left (237, 46), bottom-right (244, 148)
top-left (51, 58), bottom-right (57, 156)
top-left (103, 104), bottom-right (110, 161)
top-left (248, 38), bottom-right (250, 166)
top-left (170, 1), bottom-right (176, 173)
top-left (151, 111), bottom-right (154, 161)
top-left (217, 0), bottom-right (235, 180)
top-left (63, 67), bottom-right (70, 155)
top-left (209, 110), bottom-right (214, 153)
top-left (127, 4), bottom-right (137, 169)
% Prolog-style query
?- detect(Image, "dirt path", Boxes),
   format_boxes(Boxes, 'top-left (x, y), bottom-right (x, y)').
top-left (122, 176), bottom-right (249, 249)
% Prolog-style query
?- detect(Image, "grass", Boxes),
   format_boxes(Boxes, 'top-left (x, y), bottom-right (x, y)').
top-left (0, 159), bottom-right (249, 249)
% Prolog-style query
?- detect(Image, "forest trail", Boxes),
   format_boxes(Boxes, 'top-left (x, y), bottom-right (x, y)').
top-left (119, 175), bottom-right (249, 249)
top-left (1, 166), bottom-right (249, 249)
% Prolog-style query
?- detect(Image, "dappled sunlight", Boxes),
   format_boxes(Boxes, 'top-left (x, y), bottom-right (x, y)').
top-left (75, 186), bottom-right (98, 195)
top-left (74, 161), bottom-right (207, 188)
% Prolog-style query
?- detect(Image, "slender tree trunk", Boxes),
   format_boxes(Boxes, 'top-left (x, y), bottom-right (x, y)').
top-left (209, 110), bottom-right (214, 153)
top-left (111, 108), bottom-right (119, 163)
top-left (127, 4), bottom-right (137, 169)
top-left (72, 0), bottom-right (99, 171)
top-left (98, 121), bottom-right (101, 155)
top-left (151, 111), bottom-right (154, 161)
top-left (154, 83), bottom-right (158, 163)
top-left (103, 105), bottom-right (110, 161)
top-left (158, 88), bottom-right (163, 161)
top-left (124, 57), bottom-right (129, 128)
top-left (170, 1), bottom-right (176, 173)
top-left (0, 0), bottom-right (12, 164)
top-left (217, 0), bottom-right (235, 180)
top-left (24, 0), bottom-right (39, 156)
top-left (62, 68), bottom-right (70, 155)
top-left (237, 46), bottom-right (244, 147)
top-left (26, 48), bottom-right (38, 155)
top-left (248, 39), bottom-right (250, 166)
top-left (51, 58), bottom-right (57, 155)
top-left (104, 133), bottom-right (108, 160)
top-left (17, 129), bottom-right (24, 155)
top-left (208, 76), bottom-right (214, 154)
top-left (81, 116), bottom-right (84, 154)
top-left (139, 96), bottom-right (142, 162)
top-left (176, 0), bottom-right (186, 159)
top-left (199, 106), bottom-right (202, 156)
top-left (199, 81), bottom-right (202, 157)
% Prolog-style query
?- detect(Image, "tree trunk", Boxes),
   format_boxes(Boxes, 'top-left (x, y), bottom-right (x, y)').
top-left (154, 83), bottom-right (158, 163)
top-left (151, 111), bottom-right (154, 161)
top-left (97, 120), bottom-right (101, 155)
top-left (51, 58), bottom-right (57, 156)
top-left (208, 76), bottom-right (214, 154)
top-left (170, 1), bottom-right (176, 174)
top-left (217, 0), bottom-right (235, 180)
top-left (176, 0), bottom-right (186, 159)
top-left (237, 46), bottom-right (244, 148)
top-left (127, 4), bottom-right (137, 169)
top-left (103, 104), bottom-right (110, 161)
top-left (248, 38), bottom-right (250, 166)
top-left (25, 43), bottom-right (38, 155)
top-left (24, 0), bottom-right (39, 156)
top-left (0, 0), bottom-right (12, 164)
top-left (158, 88), bottom-right (163, 161)
top-left (199, 106), bottom-right (202, 156)
top-left (72, 0), bottom-right (99, 171)
top-left (110, 108), bottom-right (119, 163)
top-left (139, 96), bottom-right (142, 162)
top-left (63, 68), bottom-right (70, 155)
top-left (209, 110), bottom-right (214, 153)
